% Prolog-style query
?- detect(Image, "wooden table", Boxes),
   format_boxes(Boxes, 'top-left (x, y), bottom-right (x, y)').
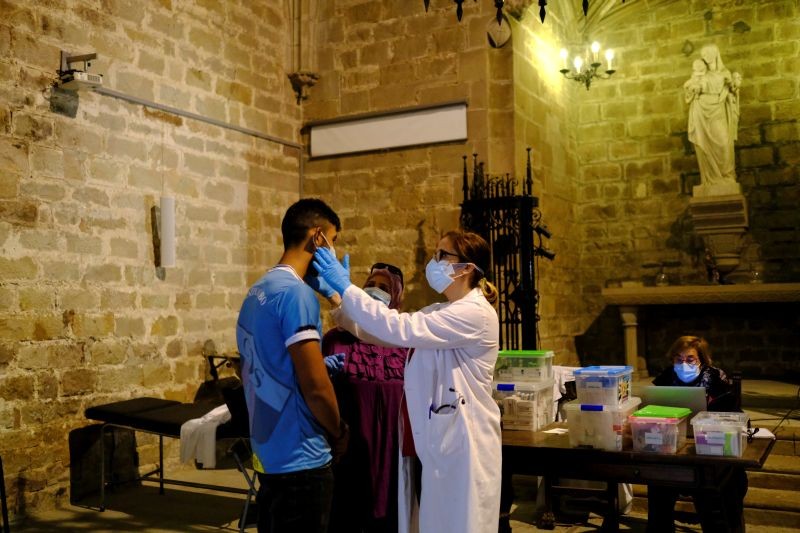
top-left (502, 424), bottom-right (775, 531)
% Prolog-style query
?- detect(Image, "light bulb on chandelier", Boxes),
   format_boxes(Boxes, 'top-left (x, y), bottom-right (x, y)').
top-left (559, 41), bottom-right (616, 90)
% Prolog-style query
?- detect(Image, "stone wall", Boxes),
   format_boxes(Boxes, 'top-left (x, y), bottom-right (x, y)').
top-left (303, 1), bottom-right (514, 315)
top-left (0, 0), bottom-right (298, 515)
top-left (566, 0), bottom-right (800, 369)
top-left (511, 9), bottom-right (582, 362)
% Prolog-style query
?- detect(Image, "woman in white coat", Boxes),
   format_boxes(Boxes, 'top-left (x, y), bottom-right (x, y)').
top-left (313, 230), bottom-right (501, 533)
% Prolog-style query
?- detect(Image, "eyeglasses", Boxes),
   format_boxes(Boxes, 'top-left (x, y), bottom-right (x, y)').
top-left (673, 355), bottom-right (700, 366)
top-left (370, 262), bottom-right (403, 286)
top-left (434, 249), bottom-right (461, 262)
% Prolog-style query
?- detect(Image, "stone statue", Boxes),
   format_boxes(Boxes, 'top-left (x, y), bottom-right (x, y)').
top-left (684, 44), bottom-right (742, 197)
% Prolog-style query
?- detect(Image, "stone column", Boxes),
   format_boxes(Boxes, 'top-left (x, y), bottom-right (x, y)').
top-left (620, 306), bottom-right (648, 377)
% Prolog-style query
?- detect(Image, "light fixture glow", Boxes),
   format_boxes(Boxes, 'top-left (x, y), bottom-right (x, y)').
top-left (558, 41), bottom-right (617, 90)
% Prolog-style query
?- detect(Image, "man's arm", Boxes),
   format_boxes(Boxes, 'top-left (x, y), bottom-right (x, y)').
top-left (288, 339), bottom-right (348, 453)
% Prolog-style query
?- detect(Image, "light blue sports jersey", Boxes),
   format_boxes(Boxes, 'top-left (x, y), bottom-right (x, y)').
top-left (236, 266), bottom-right (331, 473)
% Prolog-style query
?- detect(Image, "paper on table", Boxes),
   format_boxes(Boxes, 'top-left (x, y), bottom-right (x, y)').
top-left (749, 428), bottom-right (776, 439)
top-left (543, 428), bottom-right (569, 434)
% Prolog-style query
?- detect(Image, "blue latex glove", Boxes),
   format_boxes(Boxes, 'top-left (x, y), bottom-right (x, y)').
top-left (324, 353), bottom-right (346, 377)
top-left (305, 270), bottom-right (337, 298)
top-left (312, 248), bottom-right (352, 295)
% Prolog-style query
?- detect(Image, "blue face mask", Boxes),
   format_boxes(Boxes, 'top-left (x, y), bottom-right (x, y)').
top-left (674, 363), bottom-right (700, 383)
top-left (364, 286), bottom-right (391, 306)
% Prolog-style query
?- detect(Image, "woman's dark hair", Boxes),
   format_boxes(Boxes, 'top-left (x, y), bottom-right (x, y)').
top-left (666, 335), bottom-right (712, 367)
top-left (442, 230), bottom-right (498, 304)
top-left (281, 198), bottom-right (341, 250)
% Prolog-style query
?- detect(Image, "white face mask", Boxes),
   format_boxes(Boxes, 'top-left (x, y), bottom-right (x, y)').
top-left (316, 231), bottom-right (336, 259)
top-left (425, 258), bottom-right (457, 293)
top-left (364, 286), bottom-right (391, 306)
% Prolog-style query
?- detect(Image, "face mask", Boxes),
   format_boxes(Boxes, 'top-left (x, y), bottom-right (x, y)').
top-left (674, 363), bottom-right (700, 383)
top-left (316, 230), bottom-right (336, 259)
top-left (364, 287), bottom-right (391, 306)
top-left (425, 258), bottom-right (456, 293)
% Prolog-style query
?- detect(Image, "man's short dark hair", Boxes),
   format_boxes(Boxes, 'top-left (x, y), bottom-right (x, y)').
top-left (281, 198), bottom-right (341, 250)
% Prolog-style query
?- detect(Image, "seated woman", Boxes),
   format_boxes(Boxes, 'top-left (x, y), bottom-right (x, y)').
top-left (647, 335), bottom-right (746, 533)
top-left (322, 262), bottom-right (407, 533)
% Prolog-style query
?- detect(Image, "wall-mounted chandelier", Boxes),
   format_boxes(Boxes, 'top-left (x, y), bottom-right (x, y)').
top-left (559, 41), bottom-right (616, 90)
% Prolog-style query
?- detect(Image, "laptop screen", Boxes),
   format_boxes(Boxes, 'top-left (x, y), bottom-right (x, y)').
top-left (638, 385), bottom-right (707, 420)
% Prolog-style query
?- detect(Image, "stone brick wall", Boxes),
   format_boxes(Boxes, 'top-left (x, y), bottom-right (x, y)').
top-left (303, 1), bottom-right (512, 315)
top-left (573, 0), bottom-right (800, 292)
top-left (551, 0), bottom-right (799, 371)
top-left (511, 10), bottom-right (582, 363)
top-left (0, 0), bottom-right (298, 515)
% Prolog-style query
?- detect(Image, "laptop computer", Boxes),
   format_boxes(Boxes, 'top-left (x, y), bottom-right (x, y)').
top-left (638, 385), bottom-right (707, 435)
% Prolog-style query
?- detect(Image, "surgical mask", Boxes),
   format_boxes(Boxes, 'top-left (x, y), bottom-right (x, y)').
top-left (316, 230), bottom-right (336, 259)
top-left (425, 258), bottom-right (456, 293)
top-left (674, 363), bottom-right (700, 383)
top-left (364, 287), bottom-right (391, 306)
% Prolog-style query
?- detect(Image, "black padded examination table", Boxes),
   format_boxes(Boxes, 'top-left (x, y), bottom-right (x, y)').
top-left (84, 384), bottom-right (256, 532)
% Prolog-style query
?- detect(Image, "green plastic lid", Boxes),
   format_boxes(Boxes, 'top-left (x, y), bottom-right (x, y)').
top-left (498, 350), bottom-right (554, 358)
top-left (632, 405), bottom-right (691, 419)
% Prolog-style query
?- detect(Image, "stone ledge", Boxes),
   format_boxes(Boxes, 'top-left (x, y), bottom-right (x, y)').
top-left (601, 283), bottom-right (800, 305)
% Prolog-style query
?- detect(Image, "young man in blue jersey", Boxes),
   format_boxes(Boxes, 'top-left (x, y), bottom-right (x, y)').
top-left (237, 198), bottom-right (349, 533)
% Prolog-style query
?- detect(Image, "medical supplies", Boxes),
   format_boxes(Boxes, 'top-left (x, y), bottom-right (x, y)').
top-left (564, 397), bottom-right (641, 451)
top-left (573, 365), bottom-right (633, 407)
top-left (691, 411), bottom-right (749, 457)
top-left (493, 380), bottom-right (554, 431)
top-left (629, 405), bottom-right (691, 454)
top-left (495, 350), bottom-right (554, 382)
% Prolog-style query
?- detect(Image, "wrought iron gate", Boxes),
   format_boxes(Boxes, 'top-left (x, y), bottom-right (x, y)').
top-left (459, 150), bottom-right (542, 350)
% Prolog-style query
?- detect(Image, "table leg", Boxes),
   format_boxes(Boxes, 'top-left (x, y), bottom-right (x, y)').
top-left (535, 476), bottom-right (556, 530)
top-left (600, 482), bottom-right (619, 532)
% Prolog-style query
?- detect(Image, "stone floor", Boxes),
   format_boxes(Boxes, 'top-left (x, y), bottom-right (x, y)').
top-left (11, 378), bottom-right (800, 532)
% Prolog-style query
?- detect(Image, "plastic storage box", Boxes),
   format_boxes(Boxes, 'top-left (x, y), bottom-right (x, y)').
top-left (629, 405), bottom-right (691, 453)
top-left (493, 379), bottom-right (554, 431)
top-left (564, 397), bottom-right (641, 451)
top-left (495, 350), bottom-right (554, 382)
top-left (691, 411), bottom-right (749, 457)
top-left (573, 366), bottom-right (633, 407)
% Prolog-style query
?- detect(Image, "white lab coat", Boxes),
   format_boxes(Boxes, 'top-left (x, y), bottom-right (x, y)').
top-left (337, 285), bottom-right (502, 533)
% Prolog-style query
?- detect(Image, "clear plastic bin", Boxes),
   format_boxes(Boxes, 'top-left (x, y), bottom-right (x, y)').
top-left (493, 379), bottom-right (554, 431)
top-left (629, 405), bottom-right (691, 453)
top-left (495, 350), bottom-right (555, 382)
top-left (564, 397), bottom-right (641, 451)
top-left (573, 365), bottom-right (633, 407)
top-left (691, 411), bottom-right (749, 457)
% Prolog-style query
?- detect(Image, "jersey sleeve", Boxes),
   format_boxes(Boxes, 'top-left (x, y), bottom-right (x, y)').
top-left (280, 284), bottom-right (322, 348)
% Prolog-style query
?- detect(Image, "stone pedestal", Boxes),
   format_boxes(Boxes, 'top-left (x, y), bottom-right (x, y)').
top-left (688, 193), bottom-right (748, 277)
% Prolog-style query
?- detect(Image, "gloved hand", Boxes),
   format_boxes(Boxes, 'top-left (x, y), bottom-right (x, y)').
top-left (312, 248), bottom-right (352, 295)
top-left (324, 353), bottom-right (346, 377)
top-left (305, 270), bottom-right (337, 298)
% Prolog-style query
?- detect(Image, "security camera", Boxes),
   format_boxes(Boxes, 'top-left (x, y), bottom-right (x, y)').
top-left (57, 50), bottom-right (103, 91)
top-left (59, 71), bottom-right (103, 91)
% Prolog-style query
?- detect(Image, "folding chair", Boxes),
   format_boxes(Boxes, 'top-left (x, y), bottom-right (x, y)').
top-left (221, 382), bottom-right (258, 533)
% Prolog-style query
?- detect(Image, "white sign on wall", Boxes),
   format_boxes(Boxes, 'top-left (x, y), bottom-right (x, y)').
top-left (308, 101), bottom-right (468, 158)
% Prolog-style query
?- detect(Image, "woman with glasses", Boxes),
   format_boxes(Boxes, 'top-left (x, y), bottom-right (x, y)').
top-left (652, 335), bottom-right (735, 411)
top-left (313, 230), bottom-right (501, 533)
top-left (648, 335), bottom-right (745, 533)
top-left (322, 262), bottom-right (407, 533)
